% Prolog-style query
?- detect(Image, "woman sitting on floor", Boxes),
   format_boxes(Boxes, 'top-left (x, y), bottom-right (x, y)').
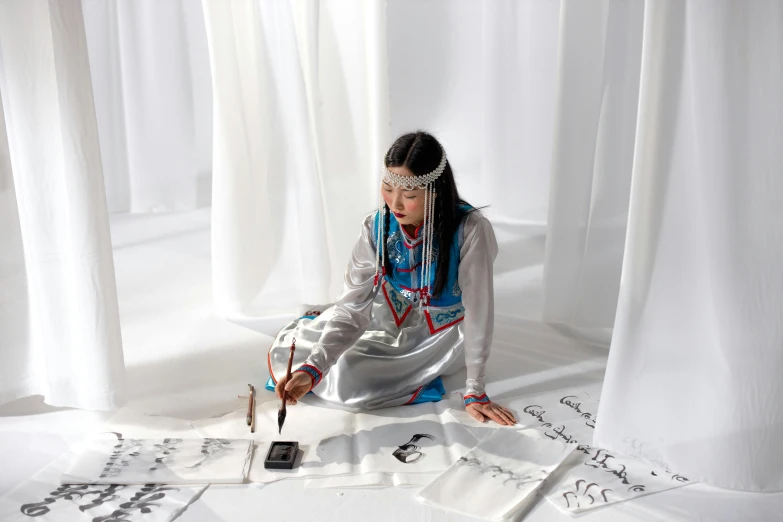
top-left (267, 131), bottom-right (516, 426)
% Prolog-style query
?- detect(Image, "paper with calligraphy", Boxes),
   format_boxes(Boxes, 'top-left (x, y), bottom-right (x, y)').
top-left (61, 438), bottom-right (253, 485)
top-left (0, 453), bottom-right (205, 522)
top-left (192, 396), bottom-right (480, 485)
top-left (417, 429), bottom-right (574, 520)
top-left (448, 385), bottom-right (693, 513)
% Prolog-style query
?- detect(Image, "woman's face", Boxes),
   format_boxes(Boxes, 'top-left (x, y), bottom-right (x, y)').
top-left (382, 166), bottom-right (426, 227)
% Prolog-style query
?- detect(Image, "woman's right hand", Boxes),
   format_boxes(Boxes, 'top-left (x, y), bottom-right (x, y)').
top-left (274, 372), bottom-right (313, 405)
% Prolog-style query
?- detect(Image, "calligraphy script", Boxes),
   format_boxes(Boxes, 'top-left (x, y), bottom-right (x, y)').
top-left (457, 457), bottom-right (548, 490)
top-left (522, 405), bottom-right (546, 424)
top-left (19, 484), bottom-right (180, 520)
top-left (521, 405), bottom-right (591, 449)
top-left (541, 423), bottom-right (579, 445)
top-left (517, 391), bottom-right (693, 512)
top-left (559, 395), bottom-right (598, 429)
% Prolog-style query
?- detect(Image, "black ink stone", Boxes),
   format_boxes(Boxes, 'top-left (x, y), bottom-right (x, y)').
top-left (264, 441), bottom-right (299, 470)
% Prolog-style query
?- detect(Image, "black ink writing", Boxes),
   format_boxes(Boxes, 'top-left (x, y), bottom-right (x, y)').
top-left (187, 438), bottom-right (233, 469)
top-left (100, 439), bottom-right (145, 479)
top-left (19, 483), bottom-right (179, 520)
top-left (522, 405), bottom-right (546, 423)
top-left (149, 438), bottom-right (183, 472)
top-left (560, 396), bottom-right (583, 414)
top-left (92, 485), bottom-right (181, 522)
top-left (392, 434), bottom-right (434, 464)
top-left (458, 457), bottom-right (547, 489)
top-left (78, 485), bottom-right (124, 512)
top-left (562, 479), bottom-right (611, 508)
top-left (542, 424), bottom-right (579, 445)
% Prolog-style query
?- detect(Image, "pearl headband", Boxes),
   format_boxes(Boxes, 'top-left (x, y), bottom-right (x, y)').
top-left (374, 145), bottom-right (447, 309)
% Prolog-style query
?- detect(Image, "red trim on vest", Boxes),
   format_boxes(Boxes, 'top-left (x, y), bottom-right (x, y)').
top-left (396, 262), bottom-right (423, 273)
top-left (424, 310), bottom-right (465, 334)
top-left (382, 283), bottom-right (412, 327)
top-left (405, 385), bottom-right (425, 405)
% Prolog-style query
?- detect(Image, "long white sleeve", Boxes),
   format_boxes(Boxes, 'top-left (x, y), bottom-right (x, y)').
top-left (458, 212), bottom-right (498, 401)
top-left (299, 214), bottom-right (379, 381)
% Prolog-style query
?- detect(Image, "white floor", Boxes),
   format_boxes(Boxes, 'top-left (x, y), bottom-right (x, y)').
top-left (1, 210), bottom-right (780, 522)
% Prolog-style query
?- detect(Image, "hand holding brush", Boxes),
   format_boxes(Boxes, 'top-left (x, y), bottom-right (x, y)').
top-left (277, 339), bottom-right (298, 434)
top-left (274, 342), bottom-right (313, 428)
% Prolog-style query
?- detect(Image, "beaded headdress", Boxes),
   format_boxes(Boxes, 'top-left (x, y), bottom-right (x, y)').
top-left (374, 146), bottom-right (447, 308)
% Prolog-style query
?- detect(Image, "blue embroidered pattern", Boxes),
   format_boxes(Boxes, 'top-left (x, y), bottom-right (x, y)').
top-left (426, 302), bottom-right (466, 332)
top-left (294, 364), bottom-right (322, 388)
top-left (464, 393), bottom-right (490, 406)
top-left (373, 205), bottom-right (473, 310)
top-left (433, 308), bottom-right (462, 323)
top-left (388, 285), bottom-right (406, 315)
top-left (373, 205), bottom-right (474, 335)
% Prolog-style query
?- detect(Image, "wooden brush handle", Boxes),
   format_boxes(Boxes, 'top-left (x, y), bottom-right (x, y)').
top-left (246, 384), bottom-right (255, 425)
top-left (281, 339), bottom-right (296, 406)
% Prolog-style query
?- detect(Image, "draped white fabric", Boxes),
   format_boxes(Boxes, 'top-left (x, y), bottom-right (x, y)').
top-left (388, 1), bottom-right (560, 227)
top-left (542, 0), bottom-right (643, 328)
top-left (0, 0), bottom-right (125, 410)
top-left (82, 0), bottom-right (212, 213)
top-left (385, 1), bottom-right (628, 329)
top-left (202, 0), bottom-right (390, 315)
top-left (594, 0), bottom-right (783, 492)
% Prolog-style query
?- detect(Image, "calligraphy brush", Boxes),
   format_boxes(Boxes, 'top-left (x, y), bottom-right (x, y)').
top-left (246, 384), bottom-right (255, 426)
top-left (278, 338), bottom-right (296, 434)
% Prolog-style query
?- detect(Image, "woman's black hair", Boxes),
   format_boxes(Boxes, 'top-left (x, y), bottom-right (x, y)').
top-left (383, 131), bottom-right (476, 298)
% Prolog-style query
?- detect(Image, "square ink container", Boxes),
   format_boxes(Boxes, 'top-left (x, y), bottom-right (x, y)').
top-left (264, 441), bottom-right (299, 470)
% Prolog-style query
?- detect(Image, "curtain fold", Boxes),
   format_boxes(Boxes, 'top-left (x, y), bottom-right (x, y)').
top-left (595, 0), bottom-right (783, 492)
top-left (542, 0), bottom-right (643, 328)
top-left (82, 0), bottom-right (212, 213)
top-left (203, 0), bottom-right (390, 317)
top-left (0, 0), bottom-right (125, 410)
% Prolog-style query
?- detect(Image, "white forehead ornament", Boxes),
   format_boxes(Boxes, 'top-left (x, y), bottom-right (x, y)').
top-left (374, 146), bottom-right (447, 308)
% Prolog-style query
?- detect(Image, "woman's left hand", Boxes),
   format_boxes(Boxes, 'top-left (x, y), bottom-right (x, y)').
top-left (466, 401), bottom-right (516, 426)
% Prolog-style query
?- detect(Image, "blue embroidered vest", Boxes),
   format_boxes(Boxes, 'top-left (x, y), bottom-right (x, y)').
top-left (373, 205), bottom-right (472, 334)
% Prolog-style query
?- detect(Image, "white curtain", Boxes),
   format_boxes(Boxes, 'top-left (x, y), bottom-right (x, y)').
top-left (386, 0), bottom-right (563, 322)
top-left (542, 0), bottom-right (643, 329)
top-left (0, 0), bottom-right (125, 410)
top-left (387, 0), bottom-right (560, 228)
top-left (385, 0), bottom-right (631, 330)
top-left (203, 0), bottom-right (390, 316)
top-left (595, 0), bottom-right (783, 492)
top-left (81, 0), bottom-right (212, 213)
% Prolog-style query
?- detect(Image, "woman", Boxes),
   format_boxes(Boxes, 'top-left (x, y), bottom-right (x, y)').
top-left (268, 131), bottom-right (516, 426)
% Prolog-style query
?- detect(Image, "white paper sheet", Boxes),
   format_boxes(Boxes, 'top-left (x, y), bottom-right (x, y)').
top-left (303, 472), bottom-right (440, 489)
top-left (0, 453), bottom-right (206, 522)
top-left (192, 397), bottom-right (480, 484)
top-left (61, 438), bottom-right (253, 485)
top-left (417, 429), bottom-right (574, 521)
top-left (448, 386), bottom-right (694, 513)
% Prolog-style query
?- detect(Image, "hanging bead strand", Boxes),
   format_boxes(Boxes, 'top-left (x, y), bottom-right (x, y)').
top-left (374, 179), bottom-right (384, 290)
